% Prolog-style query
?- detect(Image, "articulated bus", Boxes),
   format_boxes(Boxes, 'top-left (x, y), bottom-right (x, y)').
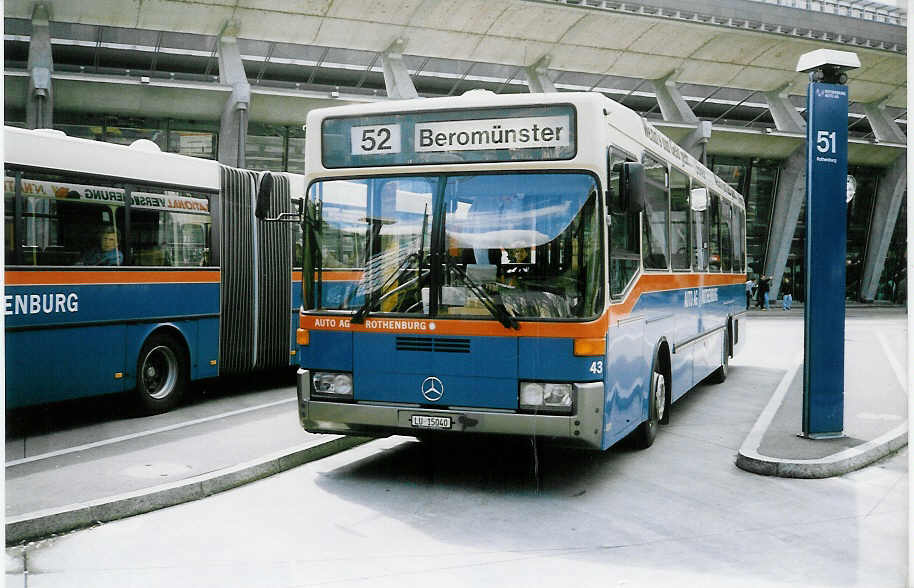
top-left (5, 127), bottom-right (303, 413)
top-left (277, 91), bottom-right (746, 450)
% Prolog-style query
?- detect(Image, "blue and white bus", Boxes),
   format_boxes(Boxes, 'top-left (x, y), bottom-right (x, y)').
top-left (270, 91), bottom-right (746, 450)
top-left (5, 127), bottom-right (304, 413)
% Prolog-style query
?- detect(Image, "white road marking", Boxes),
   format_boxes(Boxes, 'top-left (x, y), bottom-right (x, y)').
top-left (6, 396), bottom-right (297, 467)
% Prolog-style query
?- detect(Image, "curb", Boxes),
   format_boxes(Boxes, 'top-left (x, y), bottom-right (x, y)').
top-left (736, 425), bottom-right (908, 478)
top-left (735, 363), bottom-right (908, 478)
top-left (6, 435), bottom-right (372, 546)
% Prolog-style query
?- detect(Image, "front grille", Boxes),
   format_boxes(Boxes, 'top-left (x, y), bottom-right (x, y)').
top-left (396, 336), bottom-right (471, 353)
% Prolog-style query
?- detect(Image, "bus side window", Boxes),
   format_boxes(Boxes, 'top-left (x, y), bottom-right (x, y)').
top-left (641, 154), bottom-right (669, 270)
top-left (129, 189), bottom-right (211, 267)
top-left (733, 207), bottom-right (745, 273)
top-left (720, 199), bottom-right (732, 272)
top-left (608, 148), bottom-right (640, 298)
top-left (670, 167), bottom-right (690, 271)
top-left (691, 184), bottom-right (709, 272)
top-left (708, 192), bottom-right (721, 272)
top-left (14, 172), bottom-right (121, 266)
top-left (5, 171), bottom-right (15, 265)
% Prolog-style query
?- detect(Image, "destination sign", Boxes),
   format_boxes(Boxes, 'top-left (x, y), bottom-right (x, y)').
top-left (414, 116), bottom-right (570, 153)
top-left (322, 104), bottom-right (576, 168)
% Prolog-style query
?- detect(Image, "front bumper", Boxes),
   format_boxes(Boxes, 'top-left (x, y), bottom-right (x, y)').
top-left (296, 369), bottom-right (605, 450)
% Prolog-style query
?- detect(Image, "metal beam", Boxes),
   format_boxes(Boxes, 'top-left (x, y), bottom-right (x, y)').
top-left (526, 55), bottom-right (556, 93)
top-left (650, 71), bottom-right (698, 124)
top-left (381, 39), bottom-right (418, 100)
top-left (679, 121), bottom-right (712, 163)
top-left (861, 99), bottom-right (906, 144)
top-left (764, 147), bottom-right (806, 299)
top-left (27, 4), bottom-right (53, 129)
top-left (763, 85), bottom-right (806, 133)
top-left (217, 24), bottom-right (250, 167)
top-left (307, 47), bottom-right (330, 85)
top-left (860, 153), bottom-right (906, 301)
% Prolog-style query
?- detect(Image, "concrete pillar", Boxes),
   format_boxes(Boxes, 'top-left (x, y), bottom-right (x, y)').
top-left (526, 56), bottom-right (556, 93)
top-left (217, 26), bottom-right (250, 167)
top-left (27, 4), bottom-right (54, 129)
top-left (763, 86), bottom-right (805, 133)
top-left (764, 147), bottom-right (806, 299)
top-left (650, 72), bottom-right (698, 124)
top-left (381, 39), bottom-right (418, 100)
top-left (651, 72), bottom-right (711, 160)
top-left (862, 99), bottom-right (906, 144)
top-left (860, 153), bottom-right (906, 301)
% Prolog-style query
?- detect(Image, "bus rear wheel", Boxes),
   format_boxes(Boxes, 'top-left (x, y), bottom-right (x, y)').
top-left (135, 333), bottom-right (187, 414)
top-left (632, 364), bottom-right (666, 449)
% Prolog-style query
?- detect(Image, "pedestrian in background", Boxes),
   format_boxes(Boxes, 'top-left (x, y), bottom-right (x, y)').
top-left (758, 275), bottom-right (770, 310)
top-left (782, 285), bottom-right (793, 310)
top-left (745, 276), bottom-right (756, 310)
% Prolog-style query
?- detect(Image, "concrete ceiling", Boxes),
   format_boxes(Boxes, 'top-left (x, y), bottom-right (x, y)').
top-left (4, 0), bottom-right (906, 107)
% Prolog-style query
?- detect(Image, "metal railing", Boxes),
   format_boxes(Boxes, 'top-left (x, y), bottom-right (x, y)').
top-left (533, 0), bottom-right (905, 51)
top-left (749, 0), bottom-right (905, 26)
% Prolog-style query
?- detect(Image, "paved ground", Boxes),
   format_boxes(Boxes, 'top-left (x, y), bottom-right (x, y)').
top-left (5, 309), bottom-right (909, 587)
top-left (735, 308), bottom-right (907, 477)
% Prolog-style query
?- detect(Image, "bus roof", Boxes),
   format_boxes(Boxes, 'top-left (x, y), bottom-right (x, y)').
top-left (4, 126), bottom-right (222, 192)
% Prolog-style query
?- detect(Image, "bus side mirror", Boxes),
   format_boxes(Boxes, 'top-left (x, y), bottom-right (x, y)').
top-left (690, 187), bottom-right (708, 212)
top-left (255, 172), bottom-right (274, 220)
top-left (620, 162), bottom-right (645, 214)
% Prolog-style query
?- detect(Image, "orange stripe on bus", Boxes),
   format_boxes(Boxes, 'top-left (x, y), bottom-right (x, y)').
top-left (315, 271), bottom-right (364, 282)
top-left (298, 272), bottom-right (745, 338)
top-left (5, 269), bottom-right (221, 285)
top-left (609, 272), bottom-right (746, 321)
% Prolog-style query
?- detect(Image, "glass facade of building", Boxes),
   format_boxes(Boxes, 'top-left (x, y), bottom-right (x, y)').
top-left (709, 155), bottom-right (905, 303)
top-left (6, 112), bottom-right (306, 173)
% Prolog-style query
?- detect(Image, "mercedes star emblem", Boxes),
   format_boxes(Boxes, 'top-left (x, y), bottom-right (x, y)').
top-left (421, 376), bottom-right (444, 402)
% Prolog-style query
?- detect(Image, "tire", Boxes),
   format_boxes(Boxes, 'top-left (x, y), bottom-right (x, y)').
top-left (708, 328), bottom-right (729, 384)
top-left (631, 362), bottom-right (667, 450)
top-left (135, 333), bottom-right (188, 414)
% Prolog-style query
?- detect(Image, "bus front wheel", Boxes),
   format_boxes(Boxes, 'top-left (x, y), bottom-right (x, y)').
top-left (632, 363), bottom-right (666, 449)
top-left (135, 333), bottom-right (188, 414)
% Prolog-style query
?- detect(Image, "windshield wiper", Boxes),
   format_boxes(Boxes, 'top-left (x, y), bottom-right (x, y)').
top-left (446, 259), bottom-right (520, 330)
top-left (350, 253), bottom-right (424, 324)
top-left (351, 206), bottom-right (430, 325)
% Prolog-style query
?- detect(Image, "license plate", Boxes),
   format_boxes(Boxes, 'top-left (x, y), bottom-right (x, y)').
top-left (410, 415), bottom-right (452, 430)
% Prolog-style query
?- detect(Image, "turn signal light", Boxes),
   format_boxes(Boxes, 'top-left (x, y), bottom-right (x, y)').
top-left (573, 337), bottom-right (605, 356)
top-left (296, 328), bottom-right (310, 346)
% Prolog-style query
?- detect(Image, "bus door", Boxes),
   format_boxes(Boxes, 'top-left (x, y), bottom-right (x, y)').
top-left (605, 152), bottom-right (646, 442)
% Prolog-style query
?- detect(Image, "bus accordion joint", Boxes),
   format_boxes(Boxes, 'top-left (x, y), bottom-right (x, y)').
top-left (296, 329), bottom-right (310, 346)
top-left (573, 338), bottom-right (606, 356)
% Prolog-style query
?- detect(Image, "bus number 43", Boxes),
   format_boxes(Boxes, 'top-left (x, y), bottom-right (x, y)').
top-left (589, 361), bottom-right (603, 375)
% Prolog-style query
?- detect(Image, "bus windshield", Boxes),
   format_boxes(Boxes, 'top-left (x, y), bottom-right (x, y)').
top-left (310, 172), bottom-right (603, 321)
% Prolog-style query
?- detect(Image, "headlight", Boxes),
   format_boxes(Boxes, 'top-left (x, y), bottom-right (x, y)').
top-left (519, 381), bottom-right (574, 414)
top-left (312, 371), bottom-right (353, 400)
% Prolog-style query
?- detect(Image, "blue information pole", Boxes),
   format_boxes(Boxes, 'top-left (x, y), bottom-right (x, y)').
top-left (802, 80), bottom-right (849, 438)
